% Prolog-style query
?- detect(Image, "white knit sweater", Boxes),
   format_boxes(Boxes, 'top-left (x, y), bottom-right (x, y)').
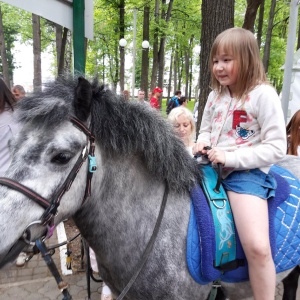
top-left (197, 84), bottom-right (287, 175)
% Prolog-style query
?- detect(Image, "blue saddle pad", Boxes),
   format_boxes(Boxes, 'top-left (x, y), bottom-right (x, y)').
top-left (186, 164), bottom-right (300, 284)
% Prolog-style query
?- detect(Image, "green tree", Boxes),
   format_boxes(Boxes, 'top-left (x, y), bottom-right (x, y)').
top-left (0, 3), bottom-right (20, 85)
top-left (0, 0), bottom-right (293, 103)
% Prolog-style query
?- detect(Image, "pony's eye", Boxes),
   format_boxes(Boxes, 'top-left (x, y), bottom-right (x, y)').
top-left (51, 153), bottom-right (71, 165)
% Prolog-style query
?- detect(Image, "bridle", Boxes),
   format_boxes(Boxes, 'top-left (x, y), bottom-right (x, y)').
top-left (0, 115), bottom-right (169, 300)
top-left (0, 117), bottom-right (95, 237)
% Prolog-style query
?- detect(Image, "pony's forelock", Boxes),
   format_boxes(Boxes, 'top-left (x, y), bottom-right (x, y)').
top-left (16, 77), bottom-right (78, 127)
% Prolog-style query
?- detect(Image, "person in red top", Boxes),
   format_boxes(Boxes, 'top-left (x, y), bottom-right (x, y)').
top-left (150, 87), bottom-right (163, 110)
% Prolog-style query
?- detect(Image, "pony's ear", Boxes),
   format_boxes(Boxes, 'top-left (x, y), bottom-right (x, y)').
top-left (74, 76), bottom-right (92, 121)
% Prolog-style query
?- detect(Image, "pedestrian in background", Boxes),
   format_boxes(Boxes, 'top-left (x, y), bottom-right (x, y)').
top-left (147, 91), bottom-right (153, 101)
top-left (178, 96), bottom-right (188, 107)
top-left (1, 81), bottom-right (28, 268)
top-left (0, 78), bottom-right (19, 176)
top-left (137, 89), bottom-right (145, 102)
top-left (150, 87), bottom-right (163, 110)
top-left (122, 90), bottom-right (130, 101)
top-left (12, 84), bottom-right (26, 101)
top-left (166, 90), bottom-right (181, 115)
top-left (137, 89), bottom-right (149, 106)
top-left (168, 106), bottom-right (196, 156)
top-left (193, 101), bottom-right (199, 127)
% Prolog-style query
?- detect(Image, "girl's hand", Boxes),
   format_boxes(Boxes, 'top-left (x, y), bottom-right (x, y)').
top-left (192, 142), bottom-right (209, 156)
top-left (207, 147), bottom-right (226, 165)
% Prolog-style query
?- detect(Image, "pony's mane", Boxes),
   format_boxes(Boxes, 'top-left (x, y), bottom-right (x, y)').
top-left (16, 77), bottom-right (200, 192)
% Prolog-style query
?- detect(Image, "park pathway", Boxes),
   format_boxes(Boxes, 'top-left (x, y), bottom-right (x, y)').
top-left (0, 227), bottom-right (103, 299)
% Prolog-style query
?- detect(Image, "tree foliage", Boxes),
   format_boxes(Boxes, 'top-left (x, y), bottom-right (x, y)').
top-left (0, 3), bottom-right (21, 84)
top-left (0, 0), bottom-right (294, 100)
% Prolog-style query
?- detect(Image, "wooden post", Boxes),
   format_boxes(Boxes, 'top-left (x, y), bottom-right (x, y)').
top-left (73, 0), bottom-right (85, 74)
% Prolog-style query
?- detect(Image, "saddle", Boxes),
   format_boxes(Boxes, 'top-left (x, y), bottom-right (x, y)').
top-left (186, 164), bottom-right (300, 284)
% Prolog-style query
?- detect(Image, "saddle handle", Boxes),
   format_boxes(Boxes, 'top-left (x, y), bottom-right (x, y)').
top-left (194, 146), bottom-right (222, 193)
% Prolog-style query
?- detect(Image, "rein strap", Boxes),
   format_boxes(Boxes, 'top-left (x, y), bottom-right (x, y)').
top-left (116, 182), bottom-right (169, 300)
top-left (0, 178), bottom-right (49, 209)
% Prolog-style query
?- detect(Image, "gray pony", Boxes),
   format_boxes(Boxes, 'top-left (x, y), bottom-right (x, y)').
top-left (0, 76), bottom-right (299, 300)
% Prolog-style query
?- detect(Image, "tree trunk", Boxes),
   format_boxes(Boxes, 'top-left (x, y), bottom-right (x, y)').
top-left (157, 0), bottom-right (174, 93)
top-left (178, 53), bottom-right (183, 89)
top-left (167, 53), bottom-right (173, 99)
top-left (32, 14), bottom-right (42, 92)
top-left (56, 25), bottom-right (68, 77)
top-left (197, 0), bottom-right (234, 135)
top-left (185, 36), bottom-right (193, 98)
top-left (173, 42), bottom-right (178, 92)
top-left (297, 15), bottom-right (300, 50)
top-left (0, 5), bottom-right (10, 87)
top-left (150, 0), bottom-right (160, 90)
top-left (256, 0), bottom-right (265, 49)
top-left (112, 42), bottom-right (119, 92)
top-left (56, 25), bottom-right (62, 69)
top-left (119, 0), bottom-right (125, 92)
top-left (184, 48), bottom-right (189, 97)
top-left (65, 31), bottom-right (73, 74)
top-left (141, 6), bottom-right (150, 97)
top-left (262, 0), bottom-right (277, 73)
top-left (243, 0), bottom-right (264, 32)
top-left (189, 57), bottom-right (193, 101)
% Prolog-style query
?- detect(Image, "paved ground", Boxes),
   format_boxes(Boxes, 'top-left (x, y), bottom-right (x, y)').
top-left (0, 228), bottom-right (104, 300)
top-left (0, 227), bottom-right (299, 299)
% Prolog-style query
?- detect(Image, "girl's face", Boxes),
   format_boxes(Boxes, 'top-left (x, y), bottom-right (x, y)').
top-left (212, 48), bottom-right (238, 97)
top-left (173, 114), bottom-right (192, 143)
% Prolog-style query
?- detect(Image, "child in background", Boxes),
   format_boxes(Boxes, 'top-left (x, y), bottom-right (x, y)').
top-left (193, 28), bottom-right (286, 299)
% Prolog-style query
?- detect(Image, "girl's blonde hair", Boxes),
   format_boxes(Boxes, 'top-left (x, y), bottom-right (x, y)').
top-left (210, 27), bottom-right (267, 100)
top-left (168, 106), bottom-right (196, 142)
top-left (286, 110), bottom-right (300, 156)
